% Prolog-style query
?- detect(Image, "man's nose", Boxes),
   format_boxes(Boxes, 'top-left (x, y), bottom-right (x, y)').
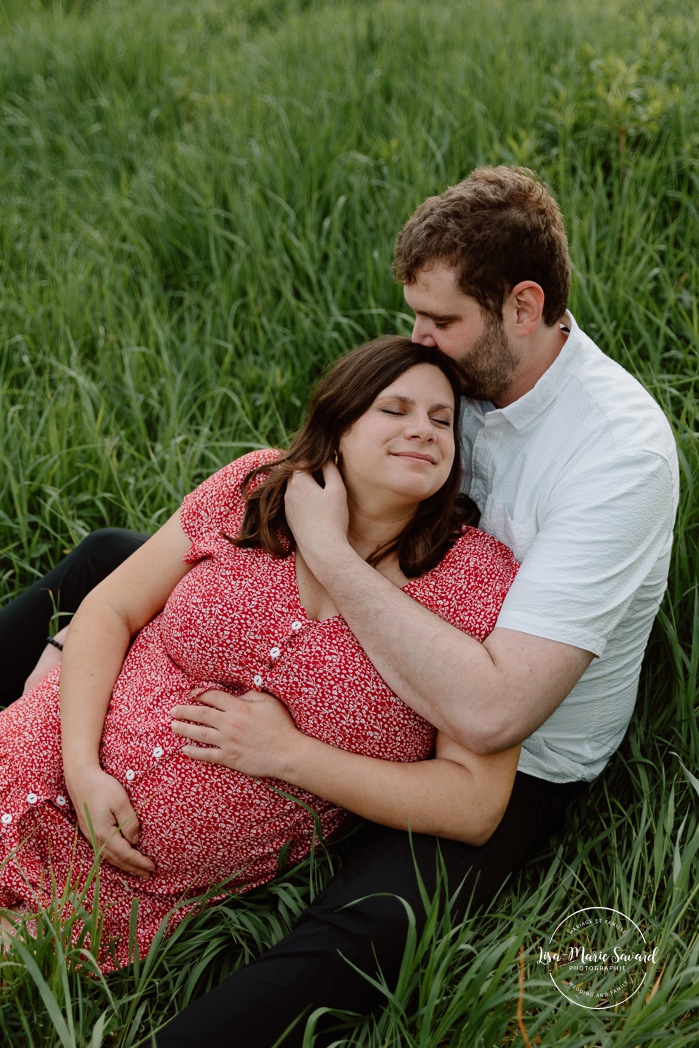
top-left (411, 317), bottom-right (437, 347)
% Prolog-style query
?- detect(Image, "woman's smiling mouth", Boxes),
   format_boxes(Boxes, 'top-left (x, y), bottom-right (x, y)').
top-left (390, 452), bottom-right (437, 464)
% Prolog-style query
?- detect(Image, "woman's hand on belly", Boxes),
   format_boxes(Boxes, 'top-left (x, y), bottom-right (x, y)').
top-left (64, 765), bottom-right (156, 879)
top-left (170, 689), bottom-right (301, 779)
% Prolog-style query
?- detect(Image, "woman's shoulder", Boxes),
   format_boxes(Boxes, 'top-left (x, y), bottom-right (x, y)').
top-left (410, 527), bottom-right (519, 640)
top-left (211, 448), bottom-right (281, 487)
top-left (180, 449), bottom-right (281, 539)
top-left (452, 525), bottom-right (519, 570)
top-left (424, 525), bottom-right (519, 591)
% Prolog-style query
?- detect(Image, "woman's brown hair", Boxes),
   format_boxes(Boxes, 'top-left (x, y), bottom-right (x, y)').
top-left (233, 335), bottom-right (478, 577)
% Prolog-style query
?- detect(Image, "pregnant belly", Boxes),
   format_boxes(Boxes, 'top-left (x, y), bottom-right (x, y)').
top-left (103, 749), bottom-right (342, 895)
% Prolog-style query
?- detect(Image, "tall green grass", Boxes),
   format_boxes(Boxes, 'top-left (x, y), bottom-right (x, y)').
top-left (1, 0), bottom-right (698, 1043)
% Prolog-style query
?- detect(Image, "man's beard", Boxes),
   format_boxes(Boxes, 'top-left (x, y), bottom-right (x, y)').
top-left (458, 315), bottom-right (521, 402)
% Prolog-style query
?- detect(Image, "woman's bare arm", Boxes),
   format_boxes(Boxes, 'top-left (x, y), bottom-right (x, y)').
top-left (60, 510), bottom-right (191, 876)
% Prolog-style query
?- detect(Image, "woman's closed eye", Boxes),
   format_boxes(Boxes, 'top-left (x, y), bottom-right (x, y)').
top-left (381, 407), bottom-right (451, 427)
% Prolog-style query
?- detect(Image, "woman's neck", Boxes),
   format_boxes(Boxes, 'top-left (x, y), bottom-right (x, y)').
top-left (345, 496), bottom-right (415, 562)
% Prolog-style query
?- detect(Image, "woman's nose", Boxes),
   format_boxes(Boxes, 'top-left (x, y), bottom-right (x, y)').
top-left (404, 412), bottom-right (434, 439)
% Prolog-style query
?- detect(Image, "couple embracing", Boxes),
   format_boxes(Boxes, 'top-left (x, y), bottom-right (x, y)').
top-left (0, 166), bottom-right (677, 1046)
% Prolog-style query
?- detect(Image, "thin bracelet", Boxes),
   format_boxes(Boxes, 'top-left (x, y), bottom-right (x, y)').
top-left (46, 636), bottom-right (64, 651)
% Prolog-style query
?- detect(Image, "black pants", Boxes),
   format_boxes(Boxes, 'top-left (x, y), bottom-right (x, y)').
top-left (155, 773), bottom-right (582, 1047)
top-left (0, 528), bottom-right (148, 705)
top-left (0, 530), bottom-right (584, 1045)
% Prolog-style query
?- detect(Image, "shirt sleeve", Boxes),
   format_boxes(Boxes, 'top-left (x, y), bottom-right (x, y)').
top-left (179, 448), bottom-right (281, 544)
top-left (495, 448), bottom-right (677, 654)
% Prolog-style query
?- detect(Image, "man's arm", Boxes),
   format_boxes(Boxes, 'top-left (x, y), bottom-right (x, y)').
top-left (22, 624), bottom-right (69, 695)
top-left (284, 465), bottom-right (592, 754)
top-left (0, 529), bottom-right (149, 706)
top-left (171, 689), bottom-right (522, 845)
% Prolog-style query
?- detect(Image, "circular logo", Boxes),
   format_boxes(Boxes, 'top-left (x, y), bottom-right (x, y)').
top-left (538, 906), bottom-right (658, 1009)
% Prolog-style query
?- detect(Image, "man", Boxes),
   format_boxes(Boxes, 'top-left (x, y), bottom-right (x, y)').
top-left (0, 167), bottom-right (678, 1045)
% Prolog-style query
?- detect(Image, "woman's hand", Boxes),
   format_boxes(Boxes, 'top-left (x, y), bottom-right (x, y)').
top-left (171, 689), bottom-right (301, 779)
top-left (63, 765), bottom-right (155, 879)
top-left (284, 462), bottom-right (349, 567)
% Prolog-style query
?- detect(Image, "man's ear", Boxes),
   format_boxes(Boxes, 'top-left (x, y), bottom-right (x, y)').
top-left (505, 281), bottom-right (545, 336)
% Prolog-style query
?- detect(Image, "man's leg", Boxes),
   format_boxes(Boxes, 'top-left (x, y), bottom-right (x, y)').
top-left (0, 528), bottom-right (148, 704)
top-left (155, 772), bottom-right (584, 1047)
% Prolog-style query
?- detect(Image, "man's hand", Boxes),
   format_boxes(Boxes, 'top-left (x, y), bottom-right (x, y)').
top-left (63, 765), bottom-right (155, 878)
top-left (171, 689), bottom-right (301, 779)
top-left (23, 626), bottom-right (70, 695)
top-left (284, 463), bottom-right (350, 573)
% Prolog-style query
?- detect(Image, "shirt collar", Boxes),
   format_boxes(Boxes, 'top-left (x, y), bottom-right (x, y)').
top-left (464, 311), bottom-right (582, 431)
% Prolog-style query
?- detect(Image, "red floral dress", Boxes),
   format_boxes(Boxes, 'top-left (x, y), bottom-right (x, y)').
top-left (0, 450), bottom-right (518, 971)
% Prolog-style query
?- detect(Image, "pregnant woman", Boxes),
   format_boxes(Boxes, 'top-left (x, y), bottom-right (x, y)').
top-left (0, 336), bottom-right (519, 971)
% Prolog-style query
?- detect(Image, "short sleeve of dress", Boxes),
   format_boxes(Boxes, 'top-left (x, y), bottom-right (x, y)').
top-left (409, 528), bottom-right (519, 643)
top-left (179, 448), bottom-right (281, 546)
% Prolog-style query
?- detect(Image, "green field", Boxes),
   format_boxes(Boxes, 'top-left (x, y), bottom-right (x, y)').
top-left (1, 0), bottom-right (698, 1044)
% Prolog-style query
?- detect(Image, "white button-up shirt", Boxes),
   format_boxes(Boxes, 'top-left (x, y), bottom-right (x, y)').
top-left (461, 313), bottom-right (679, 782)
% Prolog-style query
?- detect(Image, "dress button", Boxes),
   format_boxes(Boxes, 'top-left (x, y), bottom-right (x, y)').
top-left (270, 646), bottom-right (281, 659)
top-left (1, 813), bottom-right (12, 825)
top-left (126, 769), bottom-right (136, 781)
top-left (290, 620), bottom-right (302, 631)
top-left (27, 793), bottom-right (38, 804)
top-left (56, 795), bottom-right (67, 806)
top-left (152, 746), bottom-right (164, 759)
top-left (253, 674), bottom-right (263, 688)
